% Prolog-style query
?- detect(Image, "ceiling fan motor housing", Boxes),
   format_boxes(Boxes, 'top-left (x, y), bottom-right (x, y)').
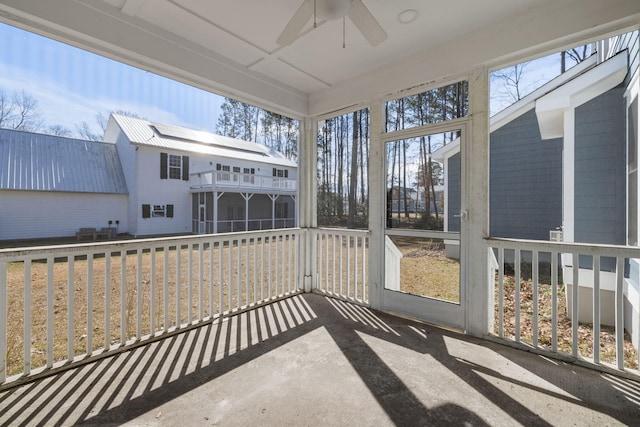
top-left (316, 0), bottom-right (353, 21)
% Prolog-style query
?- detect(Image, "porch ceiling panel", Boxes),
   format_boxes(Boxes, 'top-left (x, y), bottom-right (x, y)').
top-left (0, 0), bottom-right (638, 118)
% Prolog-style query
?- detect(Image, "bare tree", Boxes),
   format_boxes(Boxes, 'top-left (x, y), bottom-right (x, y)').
top-left (491, 62), bottom-right (531, 105)
top-left (0, 89), bottom-right (44, 132)
top-left (47, 125), bottom-right (72, 137)
top-left (561, 45), bottom-right (590, 73)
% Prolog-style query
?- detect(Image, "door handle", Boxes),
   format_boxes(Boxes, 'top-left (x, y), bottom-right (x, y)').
top-left (453, 211), bottom-right (468, 221)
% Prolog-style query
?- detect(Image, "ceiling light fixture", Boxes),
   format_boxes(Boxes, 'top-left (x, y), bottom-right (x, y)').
top-left (398, 9), bottom-right (418, 24)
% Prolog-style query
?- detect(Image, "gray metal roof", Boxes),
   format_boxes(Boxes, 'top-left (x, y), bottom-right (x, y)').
top-left (0, 128), bottom-right (128, 194)
top-left (110, 114), bottom-right (297, 168)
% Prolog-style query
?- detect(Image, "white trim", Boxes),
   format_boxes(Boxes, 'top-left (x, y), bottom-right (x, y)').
top-left (562, 109), bottom-right (575, 243)
top-left (491, 56), bottom-right (597, 132)
top-left (536, 52), bottom-right (628, 139)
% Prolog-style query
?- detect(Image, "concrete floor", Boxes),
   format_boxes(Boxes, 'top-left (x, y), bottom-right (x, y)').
top-left (1, 293), bottom-right (639, 426)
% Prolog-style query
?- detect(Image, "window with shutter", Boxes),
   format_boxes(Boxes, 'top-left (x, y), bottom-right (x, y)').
top-left (182, 156), bottom-right (189, 181)
top-left (160, 153), bottom-right (168, 179)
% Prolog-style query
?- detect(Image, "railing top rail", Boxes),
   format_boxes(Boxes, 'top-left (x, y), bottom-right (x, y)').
top-left (0, 228), bottom-right (301, 260)
top-left (485, 237), bottom-right (640, 258)
top-left (315, 227), bottom-right (370, 237)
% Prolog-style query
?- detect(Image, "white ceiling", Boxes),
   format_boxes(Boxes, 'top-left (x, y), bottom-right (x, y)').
top-left (0, 0), bottom-right (639, 117)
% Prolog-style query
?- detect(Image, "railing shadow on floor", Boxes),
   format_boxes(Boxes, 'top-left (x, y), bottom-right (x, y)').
top-left (1, 294), bottom-right (639, 426)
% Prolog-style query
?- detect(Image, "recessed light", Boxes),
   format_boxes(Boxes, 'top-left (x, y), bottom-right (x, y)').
top-left (398, 9), bottom-right (419, 24)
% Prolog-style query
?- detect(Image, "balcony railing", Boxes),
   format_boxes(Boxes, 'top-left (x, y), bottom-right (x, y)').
top-left (312, 228), bottom-right (369, 305)
top-left (190, 171), bottom-right (297, 193)
top-left (0, 229), bottom-right (301, 387)
top-left (486, 237), bottom-right (640, 374)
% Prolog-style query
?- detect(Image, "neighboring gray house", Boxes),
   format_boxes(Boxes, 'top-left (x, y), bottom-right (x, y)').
top-left (0, 129), bottom-right (129, 240)
top-left (434, 33), bottom-right (640, 346)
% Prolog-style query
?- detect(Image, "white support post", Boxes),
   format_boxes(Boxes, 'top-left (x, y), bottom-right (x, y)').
top-left (466, 66), bottom-right (490, 337)
top-left (368, 100), bottom-right (385, 309)
top-left (298, 117), bottom-right (318, 292)
top-left (214, 191), bottom-right (223, 234)
top-left (241, 192), bottom-right (254, 231)
top-left (268, 194), bottom-right (279, 229)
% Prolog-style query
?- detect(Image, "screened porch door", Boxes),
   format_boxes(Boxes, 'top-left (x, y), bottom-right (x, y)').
top-left (381, 126), bottom-right (467, 331)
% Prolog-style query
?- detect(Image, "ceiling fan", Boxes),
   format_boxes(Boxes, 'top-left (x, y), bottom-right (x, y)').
top-left (277, 0), bottom-right (388, 47)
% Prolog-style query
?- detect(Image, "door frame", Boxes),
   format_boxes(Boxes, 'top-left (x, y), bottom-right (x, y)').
top-left (373, 118), bottom-right (470, 331)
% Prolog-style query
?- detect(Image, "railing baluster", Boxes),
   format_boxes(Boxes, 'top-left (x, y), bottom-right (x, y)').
top-left (237, 238), bottom-right (242, 306)
top-left (47, 257), bottom-right (54, 367)
top-left (68, 256), bottom-right (75, 360)
top-left (361, 236), bottom-right (369, 301)
top-left (354, 237), bottom-right (359, 301)
top-left (137, 249), bottom-right (143, 339)
top-left (346, 235), bottom-right (351, 298)
top-left (151, 247), bottom-right (156, 335)
top-left (288, 233), bottom-right (293, 293)
top-left (246, 238), bottom-right (250, 305)
top-left (593, 255), bottom-right (600, 364)
top-left (323, 233), bottom-right (328, 293)
top-left (332, 234), bottom-right (336, 294)
top-left (229, 239), bottom-right (233, 311)
top-left (176, 246), bottom-right (182, 327)
top-left (199, 243), bottom-right (204, 321)
top-left (260, 238), bottom-right (265, 301)
top-left (615, 257), bottom-right (624, 370)
top-left (532, 251), bottom-right (538, 348)
top-left (24, 260), bottom-right (32, 374)
top-left (188, 244), bottom-right (193, 323)
top-left (515, 249), bottom-right (521, 343)
top-left (253, 237), bottom-right (258, 303)
top-left (339, 235), bottom-right (343, 297)
top-left (572, 253), bottom-right (579, 357)
top-left (163, 246), bottom-right (169, 332)
top-left (218, 241), bottom-right (224, 313)
top-left (268, 236), bottom-right (273, 299)
top-left (87, 255), bottom-right (93, 354)
top-left (210, 241), bottom-right (215, 317)
top-left (498, 248), bottom-right (504, 338)
top-left (0, 261), bottom-right (7, 383)
top-left (104, 252), bottom-right (111, 349)
top-left (120, 251), bottom-right (126, 344)
top-left (295, 232), bottom-right (299, 292)
top-left (275, 235), bottom-right (279, 296)
top-left (551, 251), bottom-right (558, 353)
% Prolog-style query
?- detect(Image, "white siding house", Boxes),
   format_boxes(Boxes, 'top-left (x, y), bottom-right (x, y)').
top-left (0, 115), bottom-right (297, 242)
top-left (0, 129), bottom-right (129, 240)
top-left (104, 114), bottom-right (297, 237)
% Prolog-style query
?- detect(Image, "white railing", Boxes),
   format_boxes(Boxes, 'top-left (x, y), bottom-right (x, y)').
top-left (313, 228), bottom-right (369, 304)
top-left (190, 171), bottom-right (297, 192)
top-left (486, 237), bottom-right (640, 374)
top-left (0, 229), bottom-right (300, 387)
top-left (192, 218), bottom-right (296, 233)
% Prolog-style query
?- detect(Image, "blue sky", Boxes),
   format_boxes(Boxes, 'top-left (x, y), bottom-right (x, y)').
top-left (0, 23), bottom-right (223, 136)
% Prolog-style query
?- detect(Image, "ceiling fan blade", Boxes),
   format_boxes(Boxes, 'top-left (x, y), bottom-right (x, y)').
top-left (277, 0), bottom-right (314, 46)
top-left (348, 0), bottom-right (387, 46)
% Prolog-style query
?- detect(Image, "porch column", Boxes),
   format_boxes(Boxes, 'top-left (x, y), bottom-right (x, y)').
top-left (268, 194), bottom-right (278, 229)
top-left (241, 192), bottom-right (254, 231)
top-left (466, 66), bottom-right (490, 337)
top-left (368, 99), bottom-right (385, 310)
top-left (214, 191), bottom-right (224, 234)
top-left (298, 117), bottom-right (318, 292)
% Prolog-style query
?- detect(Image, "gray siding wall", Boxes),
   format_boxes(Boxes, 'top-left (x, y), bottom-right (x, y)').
top-left (447, 152), bottom-right (461, 232)
top-left (574, 85), bottom-right (626, 245)
top-left (490, 109), bottom-right (563, 239)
